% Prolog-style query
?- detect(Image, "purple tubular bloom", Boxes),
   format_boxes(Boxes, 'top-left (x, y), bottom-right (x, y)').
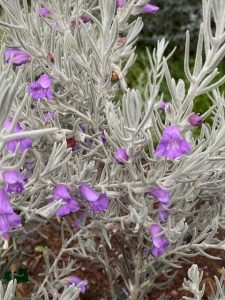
top-left (39, 7), bottom-right (51, 17)
top-left (150, 224), bottom-right (169, 257)
top-left (0, 189), bottom-right (21, 240)
top-left (2, 170), bottom-right (25, 193)
top-left (5, 48), bottom-right (30, 66)
top-left (149, 187), bottom-right (171, 204)
top-left (3, 117), bottom-right (32, 155)
top-left (155, 125), bottom-right (191, 159)
top-left (79, 184), bottom-right (109, 212)
top-left (28, 74), bottom-right (53, 100)
top-left (114, 148), bottom-right (129, 164)
top-left (53, 184), bottom-right (80, 217)
top-left (140, 3), bottom-right (159, 14)
top-left (68, 275), bottom-right (88, 294)
top-left (116, 0), bottom-right (125, 8)
top-left (188, 113), bottom-right (202, 127)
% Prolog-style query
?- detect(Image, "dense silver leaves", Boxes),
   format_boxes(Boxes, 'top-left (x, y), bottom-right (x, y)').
top-left (0, 0), bottom-right (225, 299)
top-left (183, 264), bottom-right (225, 300)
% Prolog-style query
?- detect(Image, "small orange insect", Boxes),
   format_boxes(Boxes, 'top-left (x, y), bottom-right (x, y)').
top-left (111, 71), bottom-right (119, 82)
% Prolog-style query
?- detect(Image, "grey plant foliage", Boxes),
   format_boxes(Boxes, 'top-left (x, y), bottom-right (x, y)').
top-left (1, 0), bottom-right (225, 299)
top-left (183, 264), bottom-right (205, 300)
top-left (183, 264), bottom-right (225, 300)
top-left (0, 280), bottom-right (17, 300)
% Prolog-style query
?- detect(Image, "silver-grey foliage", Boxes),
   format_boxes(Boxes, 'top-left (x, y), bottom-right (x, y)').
top-left (182, 264), bottom-right (225, 300)
top-left (1, 0), bottom-right (225, 299)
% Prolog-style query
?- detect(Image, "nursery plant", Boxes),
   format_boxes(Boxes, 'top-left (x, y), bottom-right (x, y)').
top-left (1, 0), bottom-right (225, 299)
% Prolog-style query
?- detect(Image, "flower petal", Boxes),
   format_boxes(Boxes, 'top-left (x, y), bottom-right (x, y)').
top-left (88, 193), bottom-right (109, 212)
top-left (79, 184), bottom-right (99, 202)
top-left (54, 184), bottom-right (71, 200)
top-left (38, 74), bottom-right (53, 88)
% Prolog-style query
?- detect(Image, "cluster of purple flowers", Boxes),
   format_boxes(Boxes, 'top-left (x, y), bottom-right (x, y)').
top-left (0, 170), bottom-right (24, 240)
top-left (148, 187), bottom-right (172, 256)
top-left (52, 183), bottom-right (109, 217)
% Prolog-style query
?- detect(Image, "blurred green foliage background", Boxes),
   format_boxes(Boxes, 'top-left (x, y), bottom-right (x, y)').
top-left (128, 0), bottom-right (225, 116)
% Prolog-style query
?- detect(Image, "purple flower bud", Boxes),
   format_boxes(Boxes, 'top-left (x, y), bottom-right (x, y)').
top-left (99, 129), bottom-right (106, 145)
top-left (39, 7), bottom-right (51, 17)
top-left (67, 275), bottom-right (88, 294)
top-left (52, 184), bottom-right (80, 217)
top-left (2, 170), bottom-right (25, 193)
top-left (80, 15), bottom-right (92, 23)
top-left (53, 22), bottom-right (60, 29)
top-left (116, 0), bottom-right (125, 8)
top-left (158, 206), bottom-right (169, 222)
top-left (23, 161), bottom-right (35, 182)
top-left (155, 125), bottom-right (191, 159)
top-left (29, 74), bottom-right (53, 100)
top-left (43, 111), bottom-right (56, 122)
top-left (140, 3), bottom-right (159, 14)
top-left (150, 224), bottom-right (169, 257)
top-left (5, 48), bottom-right (30, 66)
top-left (114, 148), bottom-right (129, 164)
top-left (3, 117), bottom-right (33, 155)
top-left (0, 188), bottom-right (21, 240)
top-left (149, 187), bottom-right (171, 205)
top-left (187, 113), bottom-right (202, 127)
top-left (78, 123), bottom-right (86, 133)
top-left (159, 101), bottom-right (170, 112)
top-left (79, 184), bottom-right (109, 212)
top-left (73, 213), bottom-right (85, 230)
